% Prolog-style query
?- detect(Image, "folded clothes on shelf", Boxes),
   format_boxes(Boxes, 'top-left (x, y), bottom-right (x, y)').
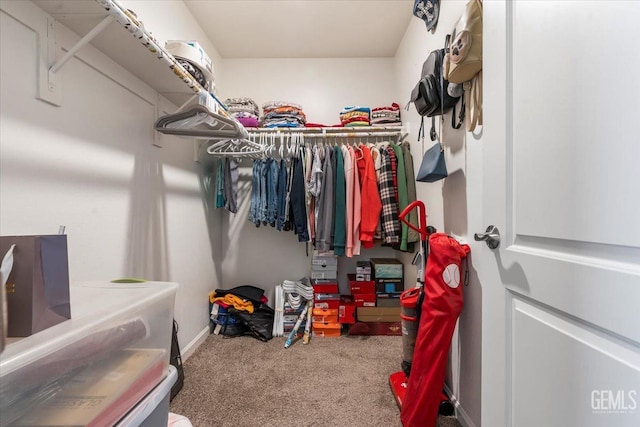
top-left (371, 102), bottom-right (402, 126)
top-left (225, 97), bottom-right (261, 128)
top-left (262, 101), bottom-right (307, 128)
top-left (339, 106), bottom-right (371, 127)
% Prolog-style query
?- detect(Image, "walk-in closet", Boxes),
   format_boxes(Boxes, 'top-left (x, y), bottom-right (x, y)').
top-left (1, 1), bottom-right (639, 426)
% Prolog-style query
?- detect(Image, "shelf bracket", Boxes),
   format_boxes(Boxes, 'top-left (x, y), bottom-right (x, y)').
top-left (39, 14), bottom-right (114, 106)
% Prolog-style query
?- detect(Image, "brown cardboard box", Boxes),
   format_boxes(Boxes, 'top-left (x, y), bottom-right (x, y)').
top-left (356, 306), bottom-right (401, 322)
top-left (376, 292), bottom-right (402, 307)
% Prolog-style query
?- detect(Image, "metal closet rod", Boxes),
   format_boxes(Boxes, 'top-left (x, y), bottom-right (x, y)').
top-left (248, 128), bottom-right (402, 139)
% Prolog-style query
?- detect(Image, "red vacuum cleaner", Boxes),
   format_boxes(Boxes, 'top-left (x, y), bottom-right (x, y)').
top-left (389, 201), bottom-right (470, 426)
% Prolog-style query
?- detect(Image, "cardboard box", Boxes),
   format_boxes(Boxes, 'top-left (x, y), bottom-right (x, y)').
top-left (376, 292), bottom-right (402, 307)
top-left (375, 278), bottom-right (404, 293)
top-left (312, 280), bottom-right (339, 294)
top-left (339, 295), bottom-right (356, 324)
top-left (314, 293), bottom-right (340, 310)
top-left (312, 321), bottom-right (341, 337)
top-left (353, 293), bottom-right (376, 307)
top-left (348, 274), bottom-right (375, 294)
top-left (356, 261), bottom-right (372, 275)
top-left (370, 258), bottom-right (404, 279)
top-left (311, 256), bottom-right (338, 267)
top-left (311, 264), bottom-right (338, 272)
top-left (312, 308), bottom-right (339, 323)
top-left (357, 306), bottom-right (401, 322)
top-left (311, 271), bottom-right (337, 280)
top-left (348, 322), bottom-right (402, 336)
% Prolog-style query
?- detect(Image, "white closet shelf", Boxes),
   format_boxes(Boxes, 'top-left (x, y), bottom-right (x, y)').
top-left (31, 0), bottom-right (223, 110)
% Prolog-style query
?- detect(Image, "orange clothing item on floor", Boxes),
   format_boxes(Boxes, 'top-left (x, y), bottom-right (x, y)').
top-left (209, 292), bottom-right (254, 314)
top-left (356, 145), bottom-right (382, 248)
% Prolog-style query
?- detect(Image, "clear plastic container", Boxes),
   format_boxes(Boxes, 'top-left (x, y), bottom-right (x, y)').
top-left (0, 281), bottom-right (178, 426)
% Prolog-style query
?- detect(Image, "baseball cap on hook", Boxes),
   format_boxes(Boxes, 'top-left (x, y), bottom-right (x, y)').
top-left (413, 0), bottom-right (440, 33)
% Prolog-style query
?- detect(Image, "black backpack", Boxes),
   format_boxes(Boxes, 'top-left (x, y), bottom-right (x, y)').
top-left (410, 49), bottom-right (460, 117)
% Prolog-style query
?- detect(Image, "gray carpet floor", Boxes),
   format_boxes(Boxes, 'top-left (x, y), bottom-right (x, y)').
top-left (170, 333), bottom-right (462, 427)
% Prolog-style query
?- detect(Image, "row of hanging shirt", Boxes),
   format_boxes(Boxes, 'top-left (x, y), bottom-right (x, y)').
top-left (210, 130), bottom-right (421, 255)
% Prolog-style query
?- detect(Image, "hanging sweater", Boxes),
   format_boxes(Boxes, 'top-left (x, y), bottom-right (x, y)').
top-left (356, 145), bottom-right (382, 249)
top-left (342, 145), bottom-right (354, 257)
top-left (402, 142), bottom-right (420, 245)
top-left (390, 143), bottom-right (409, 251)
top-left (333, 147), bottom-right (347, 256)
top-left (316, 146), bottom-right (334, 251)
top-left (349, 146), bottom-right (362, 257)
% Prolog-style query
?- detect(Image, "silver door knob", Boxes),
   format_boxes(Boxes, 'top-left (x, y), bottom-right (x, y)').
top-left (474, 225), bottom-right (500, 249)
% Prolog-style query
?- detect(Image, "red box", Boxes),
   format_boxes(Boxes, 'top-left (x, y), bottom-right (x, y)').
top-left (339, 295), bottom-right (356, 324)
top-left (314, 293), bottom-right (340, 310)
top-left (347, 322), bottom-right (402, 336)
top-left (348, 274), bottom-right (375, 294)
top-left (312, 280), bottom-right (339, 294)
top-left (353, 293), bottom-right (376, 307)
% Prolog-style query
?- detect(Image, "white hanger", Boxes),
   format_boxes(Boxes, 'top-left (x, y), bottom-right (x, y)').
top-left (206, 135), bottom-right (265, 158)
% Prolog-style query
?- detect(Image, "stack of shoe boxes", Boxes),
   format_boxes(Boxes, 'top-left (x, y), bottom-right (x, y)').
top-left (371, 258), bottom-right (403, 310)
top-left (348, 261), bottom-right (376, 308)
top-left (350, 258), bottom-right (403, 336)
top-left (311, 251), bottom-right (341, 337)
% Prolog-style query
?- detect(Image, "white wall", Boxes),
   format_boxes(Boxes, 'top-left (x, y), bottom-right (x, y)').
top-left (218, 58), bottom-right (401, 299)
top-left (0, 1), bottom-right (222, 357)
top-left (394, 4), bottom-right (483, 426)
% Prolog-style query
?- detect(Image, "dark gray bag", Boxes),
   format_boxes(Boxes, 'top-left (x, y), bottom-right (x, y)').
top-left (416, 142), bottom-right (448, 183)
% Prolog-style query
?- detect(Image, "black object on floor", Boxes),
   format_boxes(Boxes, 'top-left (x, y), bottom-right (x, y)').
top-left (170, 319), bottom-right (185, 401)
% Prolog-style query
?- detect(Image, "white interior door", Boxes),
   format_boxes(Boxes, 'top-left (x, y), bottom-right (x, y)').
top-left (480, 1), bottom-right (640, 426)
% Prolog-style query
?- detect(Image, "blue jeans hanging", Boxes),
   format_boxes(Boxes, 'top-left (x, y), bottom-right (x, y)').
top-left (249, 160), bottom-right (260, 226)
top-left (276, 159), bottom-right (288, 231)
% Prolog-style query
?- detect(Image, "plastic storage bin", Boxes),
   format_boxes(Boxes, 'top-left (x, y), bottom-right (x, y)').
top-left (116, 365), bottom-right (178, 427)
top-left (0, 281), bottom-right (178, 426)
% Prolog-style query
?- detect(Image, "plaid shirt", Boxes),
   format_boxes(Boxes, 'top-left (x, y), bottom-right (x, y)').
top-left (378, 149), bottom-right (400, 246)
top-left (386, 146), bottom-right (399, 203)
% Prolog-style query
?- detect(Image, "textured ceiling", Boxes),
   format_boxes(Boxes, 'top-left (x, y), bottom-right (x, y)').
top-left (183, 0), bottom-right (414, 59)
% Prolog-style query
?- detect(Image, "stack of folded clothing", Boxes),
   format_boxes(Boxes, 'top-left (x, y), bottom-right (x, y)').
top-left (261, 101), bottom-right (307, 128)
top-left (371, 103), bottom-right (402, 126)
top-left (339, 106), bottom-right (371, 127)
top-left (225, 97), bottom-right (260, 128)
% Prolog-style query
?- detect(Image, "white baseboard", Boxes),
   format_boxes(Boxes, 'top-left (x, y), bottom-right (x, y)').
top-left (181, 326), bottom-right (209, 361)
top-left (444, 384), bottom-right (477, 427)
